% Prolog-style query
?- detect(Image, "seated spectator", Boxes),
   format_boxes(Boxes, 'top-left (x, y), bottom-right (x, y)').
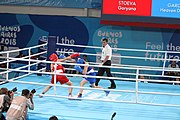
top-left (30, 51), bottom-right (38, 60)
top-left (15, 52), bottom-right (25, 58)
top-left (49, 115), bottom-right (58, 120)
top-left (138, 75), bottom-right (148, 83)
top-left (0, 54), bottom-right (7, 79)
top-left (166, 60), bottom-right (179, 85)
top-left (139, 75), bottom-right (145, 79)
top-left (0, 54), bottom-right (6, 69)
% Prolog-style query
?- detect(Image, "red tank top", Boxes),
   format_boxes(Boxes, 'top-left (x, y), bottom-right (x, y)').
top-left (52, 64), bottom-right (65, 73)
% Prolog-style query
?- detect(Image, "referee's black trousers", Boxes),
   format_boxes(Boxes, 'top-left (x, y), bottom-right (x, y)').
top-left (95, 60), bottom-right (116, 87)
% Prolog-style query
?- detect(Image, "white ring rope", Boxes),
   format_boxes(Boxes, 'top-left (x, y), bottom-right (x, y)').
top-left (4, 67), bottom-right (180, 85)
top-left (0, 43), bottom-right (47, 54)
top-left (0, 43), bottom-right (180, 107)
top-left (0, 43), bottom-right (47, 83)
top-left (57, 50), bottom-right (180, 63)
top-left (57, 43), bottom-right (180, 54)
top-left (1, 54), bottom-right (180, 85)
top-left (1, 56), bottom-right (179, 92)
top-left (1, 57), bottom-right (179, 84)
top-left (56, 50), bottom-right (179, 79)
top-left (1, 62), bottom-right (179, 81)
top-left (7, 58), bottom-right (180, 82)
top-left (4, 76), bottom-right (180, 97)
top-left (5, 57), bottom-right (180, 72)
top-left (56, 43), bottom-right (180, 81)
top-left (0, 67), bottom-right (46, 85)
top-left (0, 49), bottom-right (47, 65)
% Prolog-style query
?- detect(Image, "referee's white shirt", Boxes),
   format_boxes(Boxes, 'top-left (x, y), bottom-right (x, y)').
top-left (101, 44), bottom-right (112, 61)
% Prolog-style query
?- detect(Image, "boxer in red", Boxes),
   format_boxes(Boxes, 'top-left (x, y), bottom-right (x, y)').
top-left (39, 53), bottom-right (80, 98)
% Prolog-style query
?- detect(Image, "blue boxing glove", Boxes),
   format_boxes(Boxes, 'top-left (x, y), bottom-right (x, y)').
top-left (59, 54), bottom-right (66, 59)
top-left (77, 58), bottom-right (84, 64)
top-left (74, 65), bottom-right (83, 73)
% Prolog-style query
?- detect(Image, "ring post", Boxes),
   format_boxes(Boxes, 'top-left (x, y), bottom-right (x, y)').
top-left (47, 36), bottom-right (57, 71)
top-left (28, 48), bottom-right (31, 73)
top-left (162, 51), bottom-right (167, 76)
top-left (135, 68), bottom-right (139, 103)
top-left (54, 62), bottom-right (57, 95)
top-left (6, 52), bottom-right (9, 81)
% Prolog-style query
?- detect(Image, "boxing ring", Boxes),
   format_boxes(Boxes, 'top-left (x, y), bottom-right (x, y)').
top-left (0, 42), bottom-right (180, 120)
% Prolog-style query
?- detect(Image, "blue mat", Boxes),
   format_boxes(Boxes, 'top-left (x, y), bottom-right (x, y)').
top-left (1, 74), bottom-right (180, 120)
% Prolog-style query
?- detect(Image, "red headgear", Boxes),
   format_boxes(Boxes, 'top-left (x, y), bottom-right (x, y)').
top-left (49, 53), bottom-right (58, 62)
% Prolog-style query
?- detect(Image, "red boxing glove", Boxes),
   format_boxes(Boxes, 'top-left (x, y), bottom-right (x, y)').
top-left (70, 53), bottom-right (80, 58)
top-left (49, 53), bottom-right (58, 62)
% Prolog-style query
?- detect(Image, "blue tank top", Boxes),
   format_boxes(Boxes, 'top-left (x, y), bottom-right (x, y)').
top-left (80, 66), bottom-right (93, 72)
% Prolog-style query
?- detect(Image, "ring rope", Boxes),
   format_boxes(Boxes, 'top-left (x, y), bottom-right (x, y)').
top-left (0, 49), bottom-right (47, 65)
top-left (4, 78), bottom-right (180, 97)
top-left (4, 68), bottom-right (180, 85)
top-left (0, 43), bottom-right (47, 54)
top-left (0, 67), bottom-right (46, 85)
top-left (6, 57), bottom-right (180, 72)
top-left (57, 50), bottom-right (180, 62)
top-left (1, 57), bottom-right (179, 86)
top-left (57, 43), bottom-right (180, 54)
top-left (1, 58), bottom-right (179, 82)
top-left (1, 62), bottom-right (179, 81)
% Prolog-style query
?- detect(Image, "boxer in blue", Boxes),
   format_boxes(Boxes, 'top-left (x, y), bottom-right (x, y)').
top-left (74, 58), bottom-right (110, 98)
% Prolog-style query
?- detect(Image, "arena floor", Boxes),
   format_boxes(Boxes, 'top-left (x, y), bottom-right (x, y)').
top-left (1, 74), bottom-right (180, 120)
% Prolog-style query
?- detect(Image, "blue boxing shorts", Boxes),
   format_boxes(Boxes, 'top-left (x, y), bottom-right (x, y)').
top-left (85, 72), bottom-right (96, 84)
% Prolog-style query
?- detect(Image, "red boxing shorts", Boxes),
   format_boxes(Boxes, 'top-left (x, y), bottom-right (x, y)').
top-left (51, 75), bottom-right (69, 84)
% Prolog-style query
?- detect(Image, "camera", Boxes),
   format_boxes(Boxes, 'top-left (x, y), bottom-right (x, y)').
top-left (8, 87), bottom-right (17, 98)
top-left (11, 87), bottom-right (17, 92)
top-left (31, 89), bottom-right (36, 94)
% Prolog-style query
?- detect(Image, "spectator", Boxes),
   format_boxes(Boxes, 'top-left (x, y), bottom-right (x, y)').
top-left (138, 75), bottom-right (148, 83)
top-left (49, 115), bottom-right (58, 120)
top-left (30, 51), bottom-right (38, 60)
top-left (6, 89), bottom-right (34, 120)
top-left (166, 60), bottom-right (179, 85)
top-left (0, 54), bottom-right (7, 79)
top-left (0, 54), bottom-right (7, 69)
top-left (15, 52), bottom-right (24, 58)
top-left (0, 88), bottom-right (12, 120)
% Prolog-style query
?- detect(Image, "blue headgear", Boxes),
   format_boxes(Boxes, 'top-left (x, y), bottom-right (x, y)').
top-left (77, 58), bottom-right (84, 64)
top-left (59, 54), bottom-right (66, 59)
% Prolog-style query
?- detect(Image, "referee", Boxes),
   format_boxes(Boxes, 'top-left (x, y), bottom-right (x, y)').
top-left (95, 38), bottom-right (116, 89)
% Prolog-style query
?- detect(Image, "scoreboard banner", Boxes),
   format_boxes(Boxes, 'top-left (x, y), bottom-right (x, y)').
top-left (102, 0), bottom-right (180, 18)
top-left (101, 0), bottom-right (180, 28)
top-left (152, 0), bottom-right (180, 18)
top-left (103, 0), bottom-right (152, 16)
